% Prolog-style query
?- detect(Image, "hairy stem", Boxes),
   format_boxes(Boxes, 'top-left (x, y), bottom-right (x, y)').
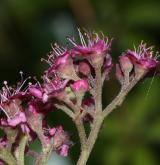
top-left (55, 104), bottom-right (75, 119)
top-left (76, 72), bottom-right (146, 165)
top-left (75, 118), bottom-right (87, 149)
top-left (95, 67), bottom-right (102, 112)
top-left (14, 135), bottom-right (28, 165)
top-left (76, 114), bottom-right (103, 165)
top-left (102, 77), bottom-right (142, 118)
top-left (76, 67), bottom-right (103, 165)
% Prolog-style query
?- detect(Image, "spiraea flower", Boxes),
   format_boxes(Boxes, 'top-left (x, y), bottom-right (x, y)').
top-left (50, 126), bottom-right (72, 157)
top-left (43, 76), bottom-right (69, 95)
top-left (122, 42), bottom-right (159, 78)
top-left (0, 80), bottom-right (29, 128)
top-left (43, 44), bottom-right (79, 80)
top-left (126, 42), bottom-right (158, 69)
top-left (42, 75), bottom-right (70, 101)
top-left (28, 76), bottom-right (69, 103)
top-left (68, 29), bottom-right (112, 67)
top-left (42, 126), bottom-right (72, 157)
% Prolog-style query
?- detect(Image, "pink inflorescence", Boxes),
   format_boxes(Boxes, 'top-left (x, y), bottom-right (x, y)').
top-left (116, 41), bottom-right (159, 83)
top-left (68, 29), bottom-right (111, 56)
top-left (125, 42), bottom-right (158, 69)
top-left (0, 29), bottom-right (159, 163)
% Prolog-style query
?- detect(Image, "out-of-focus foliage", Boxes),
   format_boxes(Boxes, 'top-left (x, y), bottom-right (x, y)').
top-left (0, 0), bottom-right (160, 164)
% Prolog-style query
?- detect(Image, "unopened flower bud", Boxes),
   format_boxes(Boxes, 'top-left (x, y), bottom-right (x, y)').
top-left (49, 128), bottom-right (56, 136)
top-left (49, 52), bottom-right (79, 80)
top-left (119, 55), bottom-right (133, 74)
top-left (119, 55), bottom-right (133, 85)
top-left (71, 79), bottom-right (89, 92)
top-left (27, 103), bottom-right (44, 134)
top-left (78, 62), bottom-right (91, 76)
top-left (71, 79), bottom-right (89, 106)
top-left (29, 86), bottom-right (43, 99)
top-left (134, 64), bottom-right (147, 79)
top-left (116, 64), bottom-right (124, 85)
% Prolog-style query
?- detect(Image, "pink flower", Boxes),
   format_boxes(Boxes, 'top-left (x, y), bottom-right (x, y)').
top-left (69, 30), bottom-right (111, 56)
top-left (47, 51), bottom-right (72, 75)
top-left (43, 126), bottom-right (72, 156)
top-left (71, 79), bottom-right (89, 92)
top-left (124, 42), bottom-right (158, 70)
top-left (29, 86), bottom-right (43, 99)
top-left (78, 61), bottom-right (91, 76)
top-left (43, 76), bottom-right (68, 95)
top-left (49, 128), bottom-right (56, 136)
top-left (42, 76), bottom-right (69, 101)
top-left (68, 29), bottom-right (112, 67)
top-left (44, 45), bottom-right (78, 80)
top-left (53, 126), bottom-right (70, 148)
top-left (0, 79), bottom-right (29, 121)
top-left (58, 144), bottom-right (69, 157)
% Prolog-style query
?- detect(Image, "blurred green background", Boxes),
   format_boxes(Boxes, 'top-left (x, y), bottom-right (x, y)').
top-left (1, 0), bottom-right (160, 164)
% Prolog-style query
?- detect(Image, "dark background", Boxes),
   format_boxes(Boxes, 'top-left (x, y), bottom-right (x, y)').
top-left (1, 0), bottom-right (160, 164)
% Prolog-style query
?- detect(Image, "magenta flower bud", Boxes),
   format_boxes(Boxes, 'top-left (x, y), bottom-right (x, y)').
top-left (55, 52), bottom-right (70, 66)
top-left (49, 128), bottom-right (56, 136)
top-left (116, 64), bottom-right (124, 84)
top-left (71, 79), bottom-right (89, 92)
top-left (29, 86), bottom-right (43, 99)
top-left (103, 54), bottom-right (113, 80)
top-left (78, 62), bottom-right (91, 76)
top-left (119, 55), bottom-right (133, 74)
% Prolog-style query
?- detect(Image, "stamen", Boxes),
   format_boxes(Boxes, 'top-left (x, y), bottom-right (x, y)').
top-left (3, 81), bottom-right (11, 96)
top-left (78, 28), bottom-right (87, 47)
top-left (33, 77), bottom-right (41, 87)
top-left (0, 105), bottom-right (10, 119)
top-left (19, 71), bottom-right (24, 82)
top-left (66, 37), bottom-right (77, 46)
top-left (16, 76), bottom-right (31, 94)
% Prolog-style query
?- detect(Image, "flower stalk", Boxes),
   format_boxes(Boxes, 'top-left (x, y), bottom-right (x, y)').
top-left (0, 29), bottom-right (159, 165)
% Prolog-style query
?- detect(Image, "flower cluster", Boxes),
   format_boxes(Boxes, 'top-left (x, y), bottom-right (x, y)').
top-left (0, 29), bottom-right (159, 165)
top-left (0, 77), bottom-right (71, 164)
top-left (116, 42), bottom-right (159, 85)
